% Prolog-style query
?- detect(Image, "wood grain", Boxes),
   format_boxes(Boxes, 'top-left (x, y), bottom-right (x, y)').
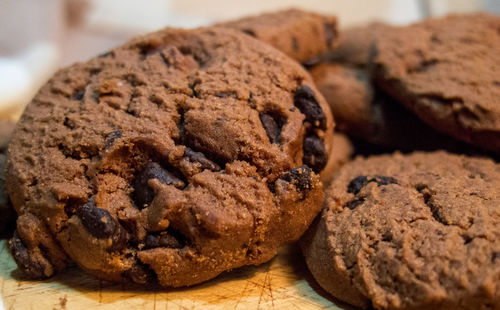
top-left (0, 240), bottom-right (351, 310)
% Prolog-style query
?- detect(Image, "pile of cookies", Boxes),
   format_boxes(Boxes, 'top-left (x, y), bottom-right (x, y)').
top-left (1, 8), bottom-right (499, 310)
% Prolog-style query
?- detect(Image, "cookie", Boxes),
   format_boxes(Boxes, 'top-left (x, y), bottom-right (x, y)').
top-left (0, 120), bottom-right (15, 151)
top-left (301, 151), bottom-right (500, 309)
top-left (311, 63), bottom-right (472, 151)
top-left (6, 27), bottom-right (334, 286)
top-left (320, 133), bottom-right (353, 183)
top-left (0, 121), bottom-right (16, 235)
top-left (218, 8), bottom-right (339, 63)
top-left (373, 13), bottom-right (500, 153)
top-left (327, 22), bottom-right (391, 67)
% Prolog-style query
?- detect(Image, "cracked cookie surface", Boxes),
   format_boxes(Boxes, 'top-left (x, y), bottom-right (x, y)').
top-left (6, 27), bottom-right (333, 286)
top-left (301, 151), bottom-right (500, 309)
top-left (373, 13), bottom-right (500, 153)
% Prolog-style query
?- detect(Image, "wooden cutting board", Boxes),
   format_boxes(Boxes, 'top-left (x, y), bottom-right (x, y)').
top-left (0, 239), bottom-right (353, 310)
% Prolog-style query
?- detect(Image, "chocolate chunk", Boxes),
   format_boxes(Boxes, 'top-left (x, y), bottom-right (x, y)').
top-left (144, 235), bottom-right (160, 249)
top-left (373, 175), bottom-right (398, 186)
top-left (144, 229), bottom-right (185, 249)
top-left (76, 200), bottom-right (118, 239)
top-left (132, 162), bottom-right (186, 209)
top-left (324, 22), bottom-right (336, 47)
top-left (184, 147), bottom-right (221, 171)
top-left (9, 231), bottom-right (46, 279)
top-left (259, 112), bottom-right (285, 144)
top-left (492, 252), bottom-right (500, 263)
top-left (303, 135), bottom-right (328, 173)
top-left (347, 175), bottom-right (398, 195)
top-left (345, 198), bottom-right (365, 210)
top-left (122, 263), bottom-right (156, 285)
top-left (63, 117), bottom-right (76, 129)
top-left (72, 89), bottom-right (85, 101)
top-left (281, 165), bottom-right (313, 194)
top-left (293, 85), bottom-right (326, 130)
top-left (347, 176), bottom-right (369, 195)
top-left (105, 130), bottom-right (122, 148)
top-left (242, 29), bottom-right (256, 37)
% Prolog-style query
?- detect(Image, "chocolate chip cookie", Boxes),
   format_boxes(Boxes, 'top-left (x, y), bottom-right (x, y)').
top-left (311, 63), bottom-right (472, 151)
top-left (218, 8), bottom-right (339, 63)
top-left (301, 151), bottom-right (500, 309)
top-left (7, 27), bottom-right (334, 286)
top-left (0, 120), bottom-right (15, 235)
top-left (373, 13), bottom-right (500, 153)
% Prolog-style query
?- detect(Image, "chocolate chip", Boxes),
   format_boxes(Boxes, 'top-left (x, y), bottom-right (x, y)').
top-left (144, 235), bottom-right (160, 249)
top-left (281, 165), bottom-right (313, 195)
top-left (105, 130), bottom-right (122, 148)
top-left (347, 175), bottom-right (398, 195)
top-left (9, 231), bottom-right (47, 279)
top-left (492, 252), bottom-right (500, 263)
top-left (345, 198), bottom-right (365, 210)
top-left (72, 89), bottom-right (85, 101)
top-left (373, 175), bottom-right (398, 186)
top-left (139, 44), bottom-right (165, 59)
top-left (158, 234), bottom-right (183, 248)
top-left (324, 22), bottom-right (336, 47)
top-left (132, 162), bottom-right (186, 209)
top-left (293, 85), bottom-right (326, 130)
top-left (259, 112), bottom-right (285, 144)
top-left (242, 29), bottom-right (256, 37)
top-left (76, 200), bottom-right (117, 239)
top-left (184, 147), bottom-right (220, 171)
top-left (63, 117), bottom-right (76, 129)
top-left (144, 229), bottom-right (185, 250)
top-left (122, 263), bottom-right (156, 285)
top-left (347, 176), bottom-right (369, 195)
top-left (302, 135), bottom-right (328, 173)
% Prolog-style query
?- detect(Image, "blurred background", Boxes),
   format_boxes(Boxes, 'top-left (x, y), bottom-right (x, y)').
top-left (0, 0), bottom-right (499, 119)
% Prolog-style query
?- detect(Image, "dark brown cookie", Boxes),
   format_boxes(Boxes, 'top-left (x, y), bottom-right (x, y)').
top-left (218, 8), bottom-right (339, 63)
top-left (327, 22), bottom-right (391, 67)
top-left (373, 13), bottom-right (500, 153)
top-left (0, 120), bottom-right (15, 235)
top-left (7, 27), bottom-right (334, 286)
top-left (301, 151), bottom-right (500, 309)
top-left (311, 63), bottom-right (473, 152)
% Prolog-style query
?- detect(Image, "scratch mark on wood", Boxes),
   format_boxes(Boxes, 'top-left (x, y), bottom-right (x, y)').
top-left (153, 291), bottom-right (157, 310)
top-left (98, 279), bottom-right (103, 303)
top-left (233, 279), bottom-right (250, 309)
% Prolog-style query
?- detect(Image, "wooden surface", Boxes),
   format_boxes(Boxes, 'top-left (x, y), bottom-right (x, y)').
top-left (0, 239), bottom-right (352, 310)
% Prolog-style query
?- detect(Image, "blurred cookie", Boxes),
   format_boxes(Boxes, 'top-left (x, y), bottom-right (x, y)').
top-left (0, 120), bottom-right (15, 151)
top-left (373, 13), bottom-right (500, 153)
top-left (218, 8), bottom-right (339, 63)
top-left (311, 63), bottom-right (471, 151)
top-left (302, 151), bottom-right (500, 309)
top-left (327, 22), bottom-right (391, 67)
top-left (7, 27), bottom-right (333, 286)
top-left (0, 120), bottom-right (15, 235)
